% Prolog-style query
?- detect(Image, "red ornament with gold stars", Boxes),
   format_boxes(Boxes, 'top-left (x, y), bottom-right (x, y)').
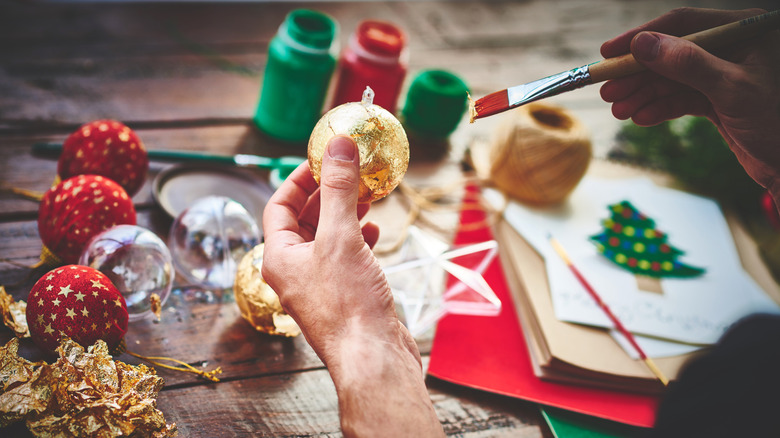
top-left (58, 119), bottom-right (149, 196)
top-left (26, 265), bottom-right (129, 354)
top-left (38, 174), bottom-right (137, 265)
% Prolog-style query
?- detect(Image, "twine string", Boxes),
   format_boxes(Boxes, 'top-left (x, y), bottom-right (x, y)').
top-left (125, 350), bottom-right (223, 383)
top-left (373, 173), bottom-right (506, 256)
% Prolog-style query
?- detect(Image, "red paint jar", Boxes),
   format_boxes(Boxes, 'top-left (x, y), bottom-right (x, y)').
top-left (330, 20), bottom-right (407, 112)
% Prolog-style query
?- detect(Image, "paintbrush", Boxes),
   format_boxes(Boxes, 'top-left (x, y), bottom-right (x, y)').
top-left (471, 10), bottom-right (780, 121)
top-left (548, 235), bottom-right (669, 386)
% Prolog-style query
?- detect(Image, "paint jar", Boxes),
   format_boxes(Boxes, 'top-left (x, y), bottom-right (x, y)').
top-left (401, 69), bottom-right (469, 140)
top-left (254, 9), bottom-right (338, 144)
top-left (330, 20), bottom-right (407, 113)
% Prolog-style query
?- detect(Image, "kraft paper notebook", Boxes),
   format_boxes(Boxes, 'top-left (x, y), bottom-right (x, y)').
top-left (495, 219), bottom-right (686, 394)
top-left (427, 187), bottom-right (660, 427)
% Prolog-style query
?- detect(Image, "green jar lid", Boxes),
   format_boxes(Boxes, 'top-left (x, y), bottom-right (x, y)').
top-left (282, 9), bottom-right (337, 53)
top-left (401, 69), bottom-right (469, 139)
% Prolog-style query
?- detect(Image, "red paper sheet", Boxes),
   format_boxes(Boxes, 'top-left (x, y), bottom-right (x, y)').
top-left (427, 189), bottom-right (660, 428)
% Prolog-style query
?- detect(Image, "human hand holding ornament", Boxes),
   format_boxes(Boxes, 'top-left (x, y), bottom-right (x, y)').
top-left (262, 136), bottom-right (444, 437)
top-left (599, 7), bottom-right (780, 202)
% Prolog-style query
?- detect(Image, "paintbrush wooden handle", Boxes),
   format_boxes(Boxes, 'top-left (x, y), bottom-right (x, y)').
top-left (588, 10), bottom-right (780, 83)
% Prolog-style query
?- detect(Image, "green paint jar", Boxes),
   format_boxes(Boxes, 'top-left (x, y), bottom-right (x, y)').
top-left (401, 69), bottom-right (469, 140)
top-left (254, 9), bottom-right (338, 143)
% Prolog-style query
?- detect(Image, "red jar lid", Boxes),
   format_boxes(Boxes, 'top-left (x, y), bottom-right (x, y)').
top-left (356, 20), bottom-right (405, 59)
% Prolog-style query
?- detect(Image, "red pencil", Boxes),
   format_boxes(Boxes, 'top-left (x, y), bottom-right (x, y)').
top-left (549, 235), bottom-right (669, 386)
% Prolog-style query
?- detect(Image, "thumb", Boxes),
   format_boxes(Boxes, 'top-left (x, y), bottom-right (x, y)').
top-left (631, 31), bottom-right (738, 98)
top-left (318, 135), bottom-right (361, 235)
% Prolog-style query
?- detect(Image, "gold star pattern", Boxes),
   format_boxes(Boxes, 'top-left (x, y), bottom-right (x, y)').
top-left (58, 284), bottom-right (73, 298)
top-left (28, 265), bottom-right (130, 354)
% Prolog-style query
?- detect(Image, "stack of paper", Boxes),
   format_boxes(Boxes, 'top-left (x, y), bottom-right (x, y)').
top-left (486, 172), bottom-right (780, 394)
top-left (496, 219), bottom-right (686, 394)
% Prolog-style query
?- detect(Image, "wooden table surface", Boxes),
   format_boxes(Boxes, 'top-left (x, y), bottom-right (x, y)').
top-left (1, 1), bottom-right (772, 436)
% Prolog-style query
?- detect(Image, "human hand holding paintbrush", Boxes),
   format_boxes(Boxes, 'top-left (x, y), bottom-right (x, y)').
top-left (600, 7), bottom-right (780, 201)
top-left (473, 8), bottom-right (780, 211)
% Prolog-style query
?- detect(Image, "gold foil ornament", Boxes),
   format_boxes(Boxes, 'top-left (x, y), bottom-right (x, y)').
top-left (308, 86), bottom-right (410, 203)
top-left (234, 244), bottom-right (300, 337)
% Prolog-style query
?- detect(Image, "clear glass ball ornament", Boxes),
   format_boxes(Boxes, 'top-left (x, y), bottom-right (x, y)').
top-left (169, 196), bottom-right (261, 290)
top-left (79, 224), bottom-right (173, 322)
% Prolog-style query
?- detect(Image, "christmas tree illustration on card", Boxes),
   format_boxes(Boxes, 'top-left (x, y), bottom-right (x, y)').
top-left (590, 201), bottom-right (705, 293)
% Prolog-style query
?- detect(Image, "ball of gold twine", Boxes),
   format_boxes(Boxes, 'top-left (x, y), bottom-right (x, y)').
top-left (488, 102), bottom-right (591, 205)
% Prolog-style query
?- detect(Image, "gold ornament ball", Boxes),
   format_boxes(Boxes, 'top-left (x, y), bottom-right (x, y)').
top-left (234, 244), bottom-right (300, 337)
top-left (308, 87), bottom-right (409, 203)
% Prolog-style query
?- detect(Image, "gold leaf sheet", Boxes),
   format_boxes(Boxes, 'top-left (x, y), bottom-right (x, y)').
top-left (0, 338), bottom-right (177, 437)
top-left (0, 286), bottom-right (30, 338)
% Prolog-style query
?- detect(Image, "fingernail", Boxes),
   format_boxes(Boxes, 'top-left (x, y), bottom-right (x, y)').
top-left (634, 32), bottom-right (660, 62)
top-left (327, 136), bottom-right (356, 161)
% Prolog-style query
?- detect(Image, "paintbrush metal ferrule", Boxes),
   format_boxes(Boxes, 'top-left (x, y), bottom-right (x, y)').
top-left (506, 64), bottom-right (592, 109)
top-left (471, 64), bottom-right (593, 121)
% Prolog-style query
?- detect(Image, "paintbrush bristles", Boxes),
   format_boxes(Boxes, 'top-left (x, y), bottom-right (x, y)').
top-left (472, 90), bottom-right (509, 121)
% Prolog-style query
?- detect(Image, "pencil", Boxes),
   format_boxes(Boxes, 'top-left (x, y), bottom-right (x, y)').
top-left (548, 235), bottom-right (669, 386)
top-left (471, 10), bottom-right (780, 121)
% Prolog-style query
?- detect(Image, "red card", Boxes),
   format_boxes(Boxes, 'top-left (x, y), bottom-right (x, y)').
top-left (427, 188), bottom-right (660, 428)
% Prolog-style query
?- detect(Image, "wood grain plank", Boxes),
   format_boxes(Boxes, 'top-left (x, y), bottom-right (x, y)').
top-left (0, 359), bottom-right (551, 438)
top-left (2, 0), bottom-right (771, 141)
top-left (154, 358), bottom-right (550, 438)
top-left (0, 210), bottom-right (436, 389)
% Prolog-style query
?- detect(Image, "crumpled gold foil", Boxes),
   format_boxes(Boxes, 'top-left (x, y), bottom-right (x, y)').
top-left (0, 286), bottom-right (29, 338)
top-left (234, 244), bottom-right (300, 337)
top-left (0, 337), bottom-right (177, 437)
top-left (0, 338), bottom-right (47, 427)
top-left (308, 87), bottom-right (409, 204)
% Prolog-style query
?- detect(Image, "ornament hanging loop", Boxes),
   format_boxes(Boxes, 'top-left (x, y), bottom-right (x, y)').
top-left (361, 86), bottom-right (375, 106)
